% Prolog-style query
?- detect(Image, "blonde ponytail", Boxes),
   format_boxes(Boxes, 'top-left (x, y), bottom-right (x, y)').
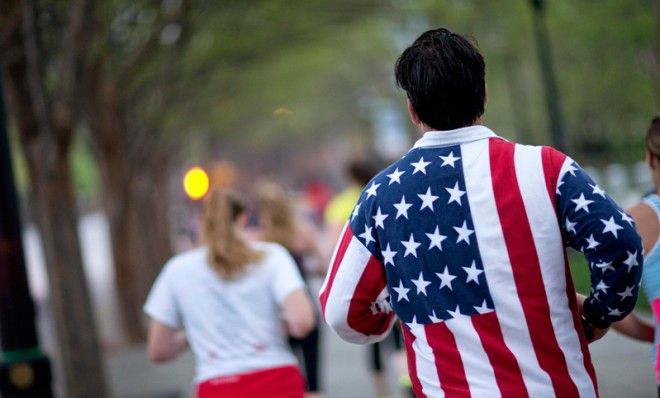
top-left (203, 189), bottom-right (262, 279)
top-left (255, 181), bottom-right (296, 251)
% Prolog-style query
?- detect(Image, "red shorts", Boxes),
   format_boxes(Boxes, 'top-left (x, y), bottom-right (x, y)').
top-left (196, 365), bottom-right (305, 398)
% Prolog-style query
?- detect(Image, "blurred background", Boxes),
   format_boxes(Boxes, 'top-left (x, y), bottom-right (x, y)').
top-left (0, 0), bottom-right (658, 397)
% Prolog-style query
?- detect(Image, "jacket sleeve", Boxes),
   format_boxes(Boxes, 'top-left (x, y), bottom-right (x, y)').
top-left (554, 153), bottom-right (643, 328)
top-left (319, 204), bottom-right (396, 344)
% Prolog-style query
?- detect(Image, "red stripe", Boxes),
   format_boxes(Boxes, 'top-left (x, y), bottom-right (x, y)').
top-left (472, 313), bottom-right (529, 398)
top-left (543, 146), bottom-right (599, 394)
top-left (346, 255), bottom-right (393, 335)
top-left (541, 146), bottom-right (566, 205)
top-left (402, 325), bottom-right (426, 398)
top-left (489, 138), bottom-right (579, 397)
top-left (424, 322), bottom-right (470, 398)
top-left (564, 254), bottom-right (599, 395)
top-left (319, 224), bottom-right (353, 315)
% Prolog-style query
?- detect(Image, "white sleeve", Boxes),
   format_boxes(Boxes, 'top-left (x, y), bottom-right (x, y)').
top-left (269, 245), bottom-right (306, 305)
top-left (143, 264), bottom-right (182, 329)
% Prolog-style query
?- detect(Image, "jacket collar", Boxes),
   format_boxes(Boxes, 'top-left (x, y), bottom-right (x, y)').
top-left (412, 125), bottom-right (498, 149)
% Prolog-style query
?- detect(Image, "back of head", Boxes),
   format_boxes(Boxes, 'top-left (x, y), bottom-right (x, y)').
top-left (203, 189), bottom-right (262, 279)
top-left (255, 181), bottom-right (296, 251)
top-left (395, 27), bottom-right (486, 130)
top-left (646, 115), bottom-right (660, 159)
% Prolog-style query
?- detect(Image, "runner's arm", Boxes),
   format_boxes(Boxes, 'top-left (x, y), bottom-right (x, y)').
top-left (611, 312), bottom-right (654, 342)
top-left (320, 220), bottom-right (396, 344)
top-left (281, 289), bottom-right (315, 338)
top-left (553, 153), bottom-right (643, 329)
top-left (147, 320), bottom-right (188, 362)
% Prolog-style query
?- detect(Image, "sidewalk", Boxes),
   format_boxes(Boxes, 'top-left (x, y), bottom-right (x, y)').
top-left (105, 324), bottom-right (655, 398)
top-left (590, 330), bottom-right (655, 397)
top-left (105, 324), bottom-right (376, 398)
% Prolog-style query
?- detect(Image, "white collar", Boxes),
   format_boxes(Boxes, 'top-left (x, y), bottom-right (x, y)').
top-left (412, 125), bottom-right (498, 149)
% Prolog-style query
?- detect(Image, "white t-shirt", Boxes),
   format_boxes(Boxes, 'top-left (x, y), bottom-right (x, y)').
top-left (144, 241), bottom-right (306, 383)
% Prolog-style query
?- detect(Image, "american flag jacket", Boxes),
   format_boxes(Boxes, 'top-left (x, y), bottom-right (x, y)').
top-left (320, 125), bottom-right (643, 398)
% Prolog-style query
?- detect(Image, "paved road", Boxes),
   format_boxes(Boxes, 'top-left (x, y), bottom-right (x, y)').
top-left (106, 322), bottom-right (655, 398)
top-left (24, 215), bottom-right (656, 397)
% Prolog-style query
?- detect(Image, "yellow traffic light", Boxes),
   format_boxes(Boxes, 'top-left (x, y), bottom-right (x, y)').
top-left (183, 166), bottom-right (209, 200)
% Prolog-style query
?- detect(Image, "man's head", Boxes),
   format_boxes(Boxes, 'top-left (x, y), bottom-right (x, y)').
top-left (395, 28), bottom-right (486, 131)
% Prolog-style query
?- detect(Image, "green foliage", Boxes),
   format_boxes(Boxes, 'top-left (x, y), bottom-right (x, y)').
top-left (549, 0), bottom-right (658, 165)
top-left (391, 0), bottom-right (658, 164)
top-left (9, 126), bottom-right (99, 198)
top-left (68, 0), bottom-right (660, 189)
top-left (9, 127), bottom-right (28, 196)
top-left (169, 0), bottom-right (392, 149)
top-left (70, 133), bottom-right (100, 197)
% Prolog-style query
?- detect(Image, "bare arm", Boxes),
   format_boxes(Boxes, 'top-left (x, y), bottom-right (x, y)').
top-left (612, 312), bottom-right (655, 342)
top-left (147, 319), bottom-right (188, 363)
top-left (627, 202), bottom-right (659, 255)
top-left (281, 289), bottom-right (315, 339)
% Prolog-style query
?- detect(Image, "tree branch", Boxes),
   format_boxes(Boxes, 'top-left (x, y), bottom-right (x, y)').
top-left (53, 0), bottom-right (92, 148)
top-left (20, 0), bottom-right (54, 148)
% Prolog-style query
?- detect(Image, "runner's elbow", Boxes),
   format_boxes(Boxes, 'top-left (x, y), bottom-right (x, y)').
top-left (147, 345), bottom-right (175, 363)
top-left (288, 316), bottom-right (315, 338)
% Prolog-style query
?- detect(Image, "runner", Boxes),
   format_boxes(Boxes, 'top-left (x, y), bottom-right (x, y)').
top-left (144, 189), bottom-right (315, 398)
top-left (255, 181), bottom-right (324, 398)
top-left (612, 115), bottom-right (660, 396)
top-left (321, 27), bottom-right (643, 397)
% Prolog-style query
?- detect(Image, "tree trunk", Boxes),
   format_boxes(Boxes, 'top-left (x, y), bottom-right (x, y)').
top-left (94, 146), bottom-right (175, 344)
top-left (124, 172), bottom-right (174, 332)
top-left (132, 164), bottom-right (174, 305)
top-left (85, 69), bottom-right (144, 343)
top-left (0, 5), bottom-right (108, 396)
top-left (106, 177), bottom-right (149, 343)
top-left (85, 63), bottom-right (173, 343)
top-left (26, 149), bottom-right (108, 398)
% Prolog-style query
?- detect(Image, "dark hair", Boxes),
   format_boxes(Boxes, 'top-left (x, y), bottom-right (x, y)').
top-left (347, 159), bottom-right (377, 186)
top-left (646, 115), bottom-right (660, 158)
top-left (394, 28), bottom-right (486, 130)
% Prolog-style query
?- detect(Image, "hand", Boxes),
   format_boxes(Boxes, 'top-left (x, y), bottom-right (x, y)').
top-left (589, 325), bottom-right (609, 343)
top-left (582, 319), bottom-right (609, 343)
top-left (576, 293), bottom-right (609, 343)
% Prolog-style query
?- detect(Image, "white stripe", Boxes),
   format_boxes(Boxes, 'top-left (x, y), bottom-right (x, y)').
top-left (514, 146), bottom-right (597, 398)
top-left (409, 325), bottom-right (445, 397)
top-left (323, 235), bottom-right (378, 344)
top-left (557, 156), bottom-right (576, 183)
top-left (445, 316), bottom-right (501, 398)
top-left (319, 222), bottom-right (350, 296)
top-left (461, 139), bottom-right (554, 397)
top-left (413, 125), bottom-right (497, 148)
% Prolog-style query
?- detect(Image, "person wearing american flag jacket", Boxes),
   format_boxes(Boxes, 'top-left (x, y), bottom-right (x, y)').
top-left (319, 28), bottom-right (643, 398)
